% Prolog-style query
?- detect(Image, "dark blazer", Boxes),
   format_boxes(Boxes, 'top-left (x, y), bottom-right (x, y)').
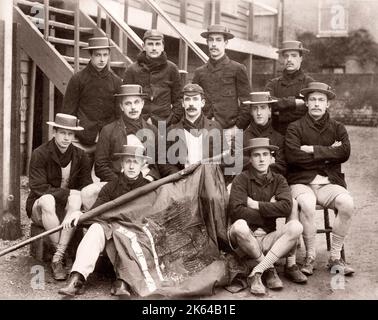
top-left (192, 55), bottom-right (251, 130)
top-left (123, 55), bottom-right (183, 125)
top-left (94, 118), bottom-right (160, 182)
top-left (26, 139), bottom-right (93, 218)
top-left (62, 63), bottom-right (122, 145)
top-left (160, 116), bottom-right (225, 177)
top-left (285, 113), bottom-right (350, 188)
top-left (265, 69), bottom-right (314, 135)
top-left (229, 167), bottom-right (292, 233)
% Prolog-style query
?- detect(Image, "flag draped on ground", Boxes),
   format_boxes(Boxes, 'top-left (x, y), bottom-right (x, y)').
top-left (90, 164), bottom-right (232, 297)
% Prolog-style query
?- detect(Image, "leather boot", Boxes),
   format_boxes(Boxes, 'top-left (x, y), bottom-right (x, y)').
top-left (58, 272), bottom-right (85, 296)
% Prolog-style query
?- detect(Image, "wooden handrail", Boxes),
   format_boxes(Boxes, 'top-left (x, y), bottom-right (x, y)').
top-left (144, 0), bottom-right (208, 63)
top-left (96, 0), bottom-right (143, 51)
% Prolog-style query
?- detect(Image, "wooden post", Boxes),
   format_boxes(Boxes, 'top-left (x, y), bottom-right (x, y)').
top-left (247, 1), bottom-right (254, 88)
top-left (9, 23), bottom-right (21, 237)
top-left (74, 0), bottom-right (80, 73)
top-left (44, 0), bottom-right (50, 40)
top-left (214, 0), bottom-right (221, 24)
top-left (26, 62), bottom-right (36, 176)
top-left (122, 0), bottom-right (128, 55)
top-left (179, 0), bottom-right (188, 85)
top-left (97, 6), bottom-right (102, 29)
top-left (42, 75), bottom-right (54, 143)
top-left (151, 11), bottom-right (158, 29)
top-left (0, 20), bottom-right (4, 219)
top-left (203, 0), bottom-right (212, 28)
top-left (106, 16), bottom-right (111, 38)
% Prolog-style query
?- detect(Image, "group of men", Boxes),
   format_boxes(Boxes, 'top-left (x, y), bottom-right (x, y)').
top-left (26, 24), bottom-right (355, 298)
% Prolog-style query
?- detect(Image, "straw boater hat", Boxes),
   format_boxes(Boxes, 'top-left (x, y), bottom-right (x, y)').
top-left (114, 144), bottom-right (152, 161)
top-left (143, 29), bottom-right (164, 41)
top-left (243, 138), bottom-right (279, 152)
top-left (243, 92), bottom-right (278, 105)
top-left (200, 24), bottom-right (234, 40)
top-left (46, 113), bottom-right (84, 131)
top-left (277, 40), bottom-right (310, 54)
top-left (82, 37), bottom-right (114, 50)
top-left (300, 82), bottom-right (336, 100)
top-left (114, 84), bottom-right (148, 97)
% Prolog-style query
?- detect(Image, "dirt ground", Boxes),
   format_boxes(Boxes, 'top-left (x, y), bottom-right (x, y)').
top-left (1, 125), bottom-right (377, 300)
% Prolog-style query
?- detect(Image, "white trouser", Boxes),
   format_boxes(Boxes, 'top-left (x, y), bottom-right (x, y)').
top-left (71, 223), bottom-right (106, 279)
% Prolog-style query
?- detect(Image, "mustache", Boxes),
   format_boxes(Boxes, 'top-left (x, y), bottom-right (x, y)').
top-left (186, 107), bottom-right (197, 112)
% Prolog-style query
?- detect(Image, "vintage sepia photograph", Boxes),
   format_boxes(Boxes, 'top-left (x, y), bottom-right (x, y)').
top-left (0, 0), bottom-right (377, 305)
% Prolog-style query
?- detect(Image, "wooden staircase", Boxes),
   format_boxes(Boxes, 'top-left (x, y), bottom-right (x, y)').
top-left (14, 0), bottom-right (132, 94)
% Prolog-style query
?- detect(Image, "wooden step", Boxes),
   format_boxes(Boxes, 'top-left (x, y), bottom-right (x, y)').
top-left (48, 36), bottom-right (88, 47)
top-left (27, 16), bottom-right (94, 34)
top-left (16, 0), bottom-right (75, 17)
top-left (63, 55), bottom-right (127, 68)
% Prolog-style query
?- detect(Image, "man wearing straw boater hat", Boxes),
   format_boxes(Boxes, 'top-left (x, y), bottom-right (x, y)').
top-left (192, 24), bottom-right (251, 146)
top-left (80, 84), bottom-right (160, 211)
top-left (123, 29), bottom-right (182, 127)
top-left (265, 40), bottom-right (315, 135)
top-left (59, 145), bottom-right (151, 297)
top-left (285, 82), bottom-right (355, 277)
top-left (62, 37), bottom-right (122, 164)
top-left (228, 138), bottom-right (304, 296)
top-left (241, 92), bottom-right (308, 284)
top-left (26, 113), bottom-right (93, 281)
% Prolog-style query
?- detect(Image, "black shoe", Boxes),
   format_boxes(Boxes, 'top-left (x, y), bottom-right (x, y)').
top-left (58, 272), bottom-right (85, 296)
top-left (248, 272), bottom-right (266, 296)
top-left (327, 258), bottom-right (355, 276)
top-left (264, 268), bottom-right (283, 290)
top-left (284, 264), bottom-right (308, 283)
top-left (301, 256), bottom-right (315, 276)
top-left (51, 260), bottom-right (67, 281)
top-left (110, 279), bottom-right (131, 297)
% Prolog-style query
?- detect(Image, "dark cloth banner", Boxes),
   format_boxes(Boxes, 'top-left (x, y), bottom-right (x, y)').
top-left (91, 164), bottom-right (235, 297)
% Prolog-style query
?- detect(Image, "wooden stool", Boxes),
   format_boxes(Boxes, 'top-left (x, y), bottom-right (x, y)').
top-left (316, 205), bottom-right (346, 261)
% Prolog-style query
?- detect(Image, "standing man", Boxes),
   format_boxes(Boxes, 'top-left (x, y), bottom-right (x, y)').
top-left (62, 37), bottom-right (123, 163)
top-left (285, 82), bottom-right (355, 276)
top-left (58, 145), bottom-right (151, 297)
top-left (228, 138), bottom-right (304, 296)
top-left (265, 41), bottom-right (314, 135)
top-left (192, 24), bottom-right (251, 146)
top-left (26, 114), bottom-right (92, 281)
top-left (123, 29), bottom-right (182, 127)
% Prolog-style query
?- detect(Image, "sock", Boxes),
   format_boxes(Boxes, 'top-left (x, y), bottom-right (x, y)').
top-left (251, 251), bottom-right (279, 276)
top-left (302, 235), bottom-right (316, 259)
top-left (286, 255), bottom-right (296, 267)
top-left (330, 233), bottom-right (344, 260)
top-left (52, 243), bottom-right (68, 263)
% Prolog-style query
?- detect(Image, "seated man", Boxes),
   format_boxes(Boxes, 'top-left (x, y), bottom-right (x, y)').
top-left (81, 84), bottom-right (160, 210)
top-left (160, 83), bottom-right (230, 177)
top-left (285, 82), bottom-right (355, 276)
top-left (26, 113), bottom-right (92, 280)
top-left (58, 144), bottom-right (151, 297)
top-left (228, 138), bottom-right (304, 296)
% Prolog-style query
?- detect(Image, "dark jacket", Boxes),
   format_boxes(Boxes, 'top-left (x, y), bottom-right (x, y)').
top-left (192, 55), bottom-right (251, 130)
top-left (265, 69), bottom-right (314, 135)
top-left (123, 52), bottom-right (183, 125)
top-left (159, 116), bottom-right (225, 177)
top-left (229, 167), bottom-right (292, 233)
top-left (285, 112), bottom-right (350, 188)
top-left (26, 139), bottom-right (93, 218)
top-left (243, 119), bottom-right (287, 176)
top-left (62, 63), bottom-right (123, 146)
top-left (94, 118), bottom-right (160, 182)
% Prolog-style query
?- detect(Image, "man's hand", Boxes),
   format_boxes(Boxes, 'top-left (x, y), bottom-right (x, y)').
top-left (69, 189), bottom-right (81, 196)
top-left (331, 141), bottom-right (342, 148)
top-left (62, 210), bottom-right (82, 229)
top-left (247, 197), bottom-right (259, 210)
top-left (300, 145), bottom-right (314, 153)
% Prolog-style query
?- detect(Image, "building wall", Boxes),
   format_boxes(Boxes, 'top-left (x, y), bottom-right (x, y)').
top-left (283, 0), bottom-right (378, 42)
